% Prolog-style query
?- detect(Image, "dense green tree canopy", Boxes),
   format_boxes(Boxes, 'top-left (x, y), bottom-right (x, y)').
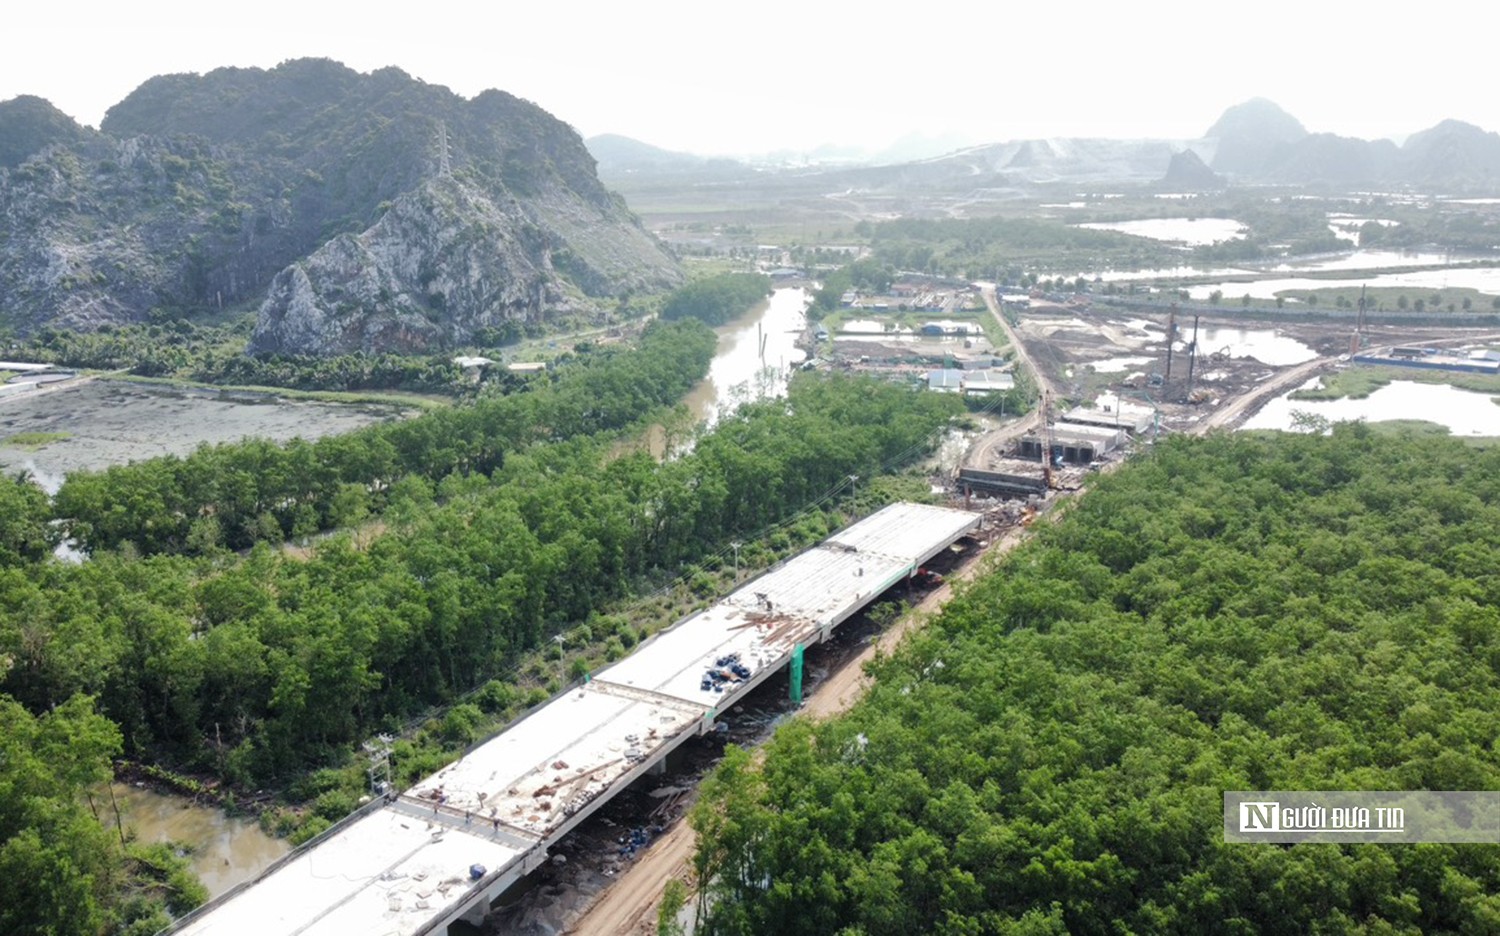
top-left (5, 364), bottom-right (960, 785)
top-left (661, 273), bottom-right (772, 326)
top-left (0, 693), bottom-right (200, 936)
top-left (694, 426), bottom-right (1500, 935)
top-left (53, 318), bottom-right (717, 557)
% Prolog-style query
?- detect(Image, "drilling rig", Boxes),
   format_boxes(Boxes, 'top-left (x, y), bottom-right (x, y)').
top-left (1039, 390), bottom-right (1055, 490)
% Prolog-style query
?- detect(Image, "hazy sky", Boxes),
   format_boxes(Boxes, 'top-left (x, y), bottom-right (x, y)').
top-left (6, 1), bottom-right (1495, 157)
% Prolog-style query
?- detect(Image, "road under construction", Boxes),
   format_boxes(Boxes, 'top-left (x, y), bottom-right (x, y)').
top-left (166, 502), bottom-right (982, 936)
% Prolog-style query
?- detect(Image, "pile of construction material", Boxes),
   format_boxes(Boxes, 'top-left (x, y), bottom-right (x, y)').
top-left (701, 652), bottom-right (752, 693)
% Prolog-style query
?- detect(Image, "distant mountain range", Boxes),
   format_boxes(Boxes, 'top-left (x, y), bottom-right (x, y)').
top-left (7, 75), bottom-right (1498, 355)
top-left (589, 99), bottom-right (1500, 196)
top-left (0, 60), bottom-right (680, 354)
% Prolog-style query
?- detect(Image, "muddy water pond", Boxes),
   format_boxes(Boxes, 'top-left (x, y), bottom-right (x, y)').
top-left (0, 379), bottom-right (405, 490)
top-left (1086, 355), bottom-right (1156, 373)
top-left (109, 784), bottom-right (289, 898)
top-left (1188, 325), bottom-right (1318, 366)
top-left (1243, 380), bottom-right (1500, 436)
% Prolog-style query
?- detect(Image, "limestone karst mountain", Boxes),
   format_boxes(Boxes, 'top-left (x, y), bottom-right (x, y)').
top-left (0, 59), bottom-right (681, 354)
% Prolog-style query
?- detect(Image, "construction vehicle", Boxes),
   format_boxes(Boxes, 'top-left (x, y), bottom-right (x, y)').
top-left (913, 567), bottom-right (945, 586)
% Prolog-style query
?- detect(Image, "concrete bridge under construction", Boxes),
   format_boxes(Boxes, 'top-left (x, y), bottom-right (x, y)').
top-left (167, 502), bottom-right (982, 936)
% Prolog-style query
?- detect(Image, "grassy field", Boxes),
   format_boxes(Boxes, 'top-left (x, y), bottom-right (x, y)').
top-left (818, 306), bottom-right (1004, 354)
top-left (1290, 363), bottom-right (1500, 400)
top-left (1360, 419), bottom-right (1500, 446)
top-left (1284, 284), bottom-right (1498, 313)
top-left (1, 430), bottom-right (71, 449)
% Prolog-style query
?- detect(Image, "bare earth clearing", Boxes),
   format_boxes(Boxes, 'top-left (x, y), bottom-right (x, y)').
top-left (0, 379), bottom-right (403, 488)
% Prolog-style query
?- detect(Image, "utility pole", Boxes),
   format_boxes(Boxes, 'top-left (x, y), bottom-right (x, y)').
top-left (363, 733), bottom-right (394, 798)
top-left (1353, 284), bottom-right (1368, 356)
top-left (730, 541), bottom-right (742, 581)
top-left (436, 120), bottom-right (452, 177)
top-left (848, 474), bottom-right (859, 502)
top-left (1040, 390), bottom-right (1054, 490)
top-left (1165, 304), bottom-right (1178, 381)
top-left (1185, 314), bottom-right (1200, 401)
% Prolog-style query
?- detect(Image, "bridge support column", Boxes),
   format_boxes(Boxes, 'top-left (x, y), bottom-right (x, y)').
top-left (459, 895), bottom-right (489, 927)
top-left (789, 644), bottom-right (805, 704)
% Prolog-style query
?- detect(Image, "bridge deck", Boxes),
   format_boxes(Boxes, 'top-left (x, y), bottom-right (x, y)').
top-left (171, 503), bottom-right (979, 936)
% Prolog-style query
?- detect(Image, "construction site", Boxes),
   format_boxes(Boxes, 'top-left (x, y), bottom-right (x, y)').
top-left (975, 286), bottom-right (1500, 461)
top-left (166, 503), bottom-right (984, 936)
top-left (156, 286), bottom-right (1500, 936)
top-left (1008, 295), bottom-right (1500, 416)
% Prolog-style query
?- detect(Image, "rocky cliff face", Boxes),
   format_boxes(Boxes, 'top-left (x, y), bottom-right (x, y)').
top-left (252, 176), bottom-right (564, 355)
top-left (0, 59), bottom-right (681, 354)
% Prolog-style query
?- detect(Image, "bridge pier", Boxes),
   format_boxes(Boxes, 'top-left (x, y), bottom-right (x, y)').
top-left (458, 896), bottom-right (489, 927)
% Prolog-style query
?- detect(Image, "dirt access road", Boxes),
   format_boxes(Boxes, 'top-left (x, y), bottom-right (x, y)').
top-left (964, 285), bottom-right (1053, 469)
top-left (564, 524), bottom-right (1028, 935)
top-left (1196, 355), bottom-right (1331, 433)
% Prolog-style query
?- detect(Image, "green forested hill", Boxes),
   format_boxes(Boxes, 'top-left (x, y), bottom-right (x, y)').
top-left (694, 426), bottom-right (1500, 935)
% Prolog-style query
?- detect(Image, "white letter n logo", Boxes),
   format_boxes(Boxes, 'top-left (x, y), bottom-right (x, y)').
top-left (1240, 802), bottom-right (1280, 832)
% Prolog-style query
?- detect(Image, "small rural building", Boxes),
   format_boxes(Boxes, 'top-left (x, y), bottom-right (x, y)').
top-left (506, 361), bottom-right (547, 374)
top-left (919, 320), bottom-right (978, 336)
top-left (926, 369), bottom-right (964, 393)
top-left (961, 370), bottom-right (1015, 395)
top-left (1063, 403), bottom-right (1153, 434)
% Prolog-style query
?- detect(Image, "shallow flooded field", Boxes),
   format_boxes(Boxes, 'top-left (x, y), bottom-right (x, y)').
top-left (1191, 325), bottom-right (1319, 366)
top-left (1076, 217), bottom-right (1246, 246)
top-left (0, 379), bottom-right (404, 489)
top-left (1243, 379), bottom-right (1500, 436)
